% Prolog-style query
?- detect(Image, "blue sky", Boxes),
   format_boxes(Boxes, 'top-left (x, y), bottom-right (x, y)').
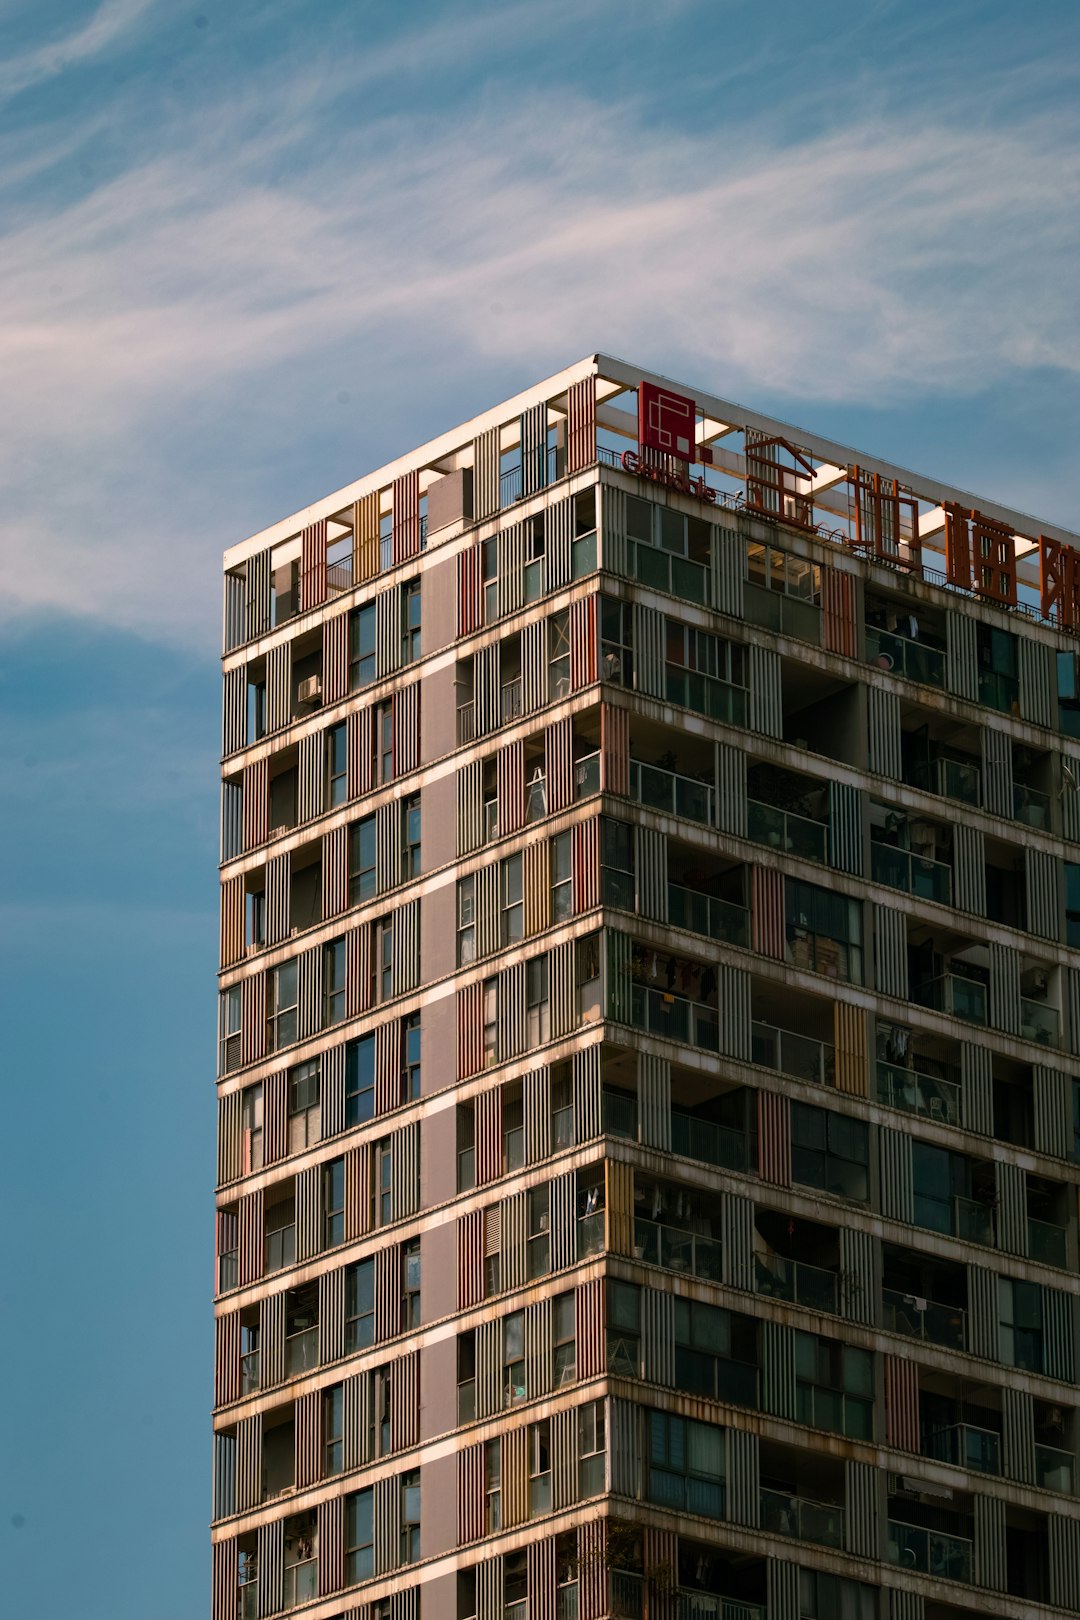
top-left (1, 0), bottom-right (1079, 1613)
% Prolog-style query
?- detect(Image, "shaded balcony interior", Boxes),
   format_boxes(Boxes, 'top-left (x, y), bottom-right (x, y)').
top-left (632, 1172), bottom-right (722, 1280)
top-left (264, 1180), bottom-right (297, 1272)
top-left (284, 1282), bottom-right (319, 1375)
top-left (282, 1511), bottom-right (318, 1608)
top-left (289, 837), bottom-right (323, 929)
top-left (744, 538), bottom-right (822, 644)
top-left (759, 1439), bottom-right (845, 1549)
top-left (984, 832), bottom-right (1025, 930)
top-left (624, 935), bottom-right (724, 1054)
top-left (865, 590), bottom-right (946, 687)
top-left (780, 661), bottom-right (863, 767)
top-left (268, 744), bottom-right (300, 835)
top-left (1013, 740), bottom-right (1055, 830)
top-left (676, 1540), bottom-right (766, 1620)
top-left (911, 1140), bottom-right (997, 1246)
top-left (627, 714), bottom-right (716, 826)
top-left (670, 1056), bottom-right (755, 1173)
top-left (900, 710), bottom-right (981, 807)
top-left (666, 840), bottom-right (750, 947)
top-left (752, 981), bottom-right (835, 1086)
top-left (262, 1403), bottom-right (296, 1499)
top-left (1034, 1399), bottom-right (1077, 1495)
top-left (918, 1371), bottom-right (1003, 1476)
top-left (869, 801), bottom-right (953, 906)
top-left (875, 1020), bottom-right (961, 1126)
top-left (1027, 1174), bottom-right (1071, 1269)
top-left (906, 923), bottom-right (991, 1027)
top-left (991, 1053), bottom-right (1034, 1148)
top-left (882, 1243), bottom-right (967, 1352)
top-left (886, 1485), bottom-right (975, 1587)
top-left (754, 1209), bottom-right (841, 1315)
top-left (746, 760), bottom-right (830, 865)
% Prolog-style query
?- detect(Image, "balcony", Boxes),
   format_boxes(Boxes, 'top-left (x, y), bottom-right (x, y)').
top-left (285, 1326), bottom-right (319, 1376)
top-left (671, 1110), bottom-right (748, 1172)
top-left (457, 701), bottom-right (476, 745)
top-left (871, 842), bottom-right (953, 906)
top-left (1014, 781), bottom-right (1051, 830)
top-left (978, 668), bottom-right (1019, 715)
top-left (283, 1558), bottom-right (318, 1609)
top-left (265, 1224), bottom-right (296, 1273)
top-left (752, 1020), bottom-right (835, 1085)
top-left (760, 1488), bottom-right (844, 1548)
top-left (1036, 1443), bottom-right (1075, 1494)
top-left (908, 756), bottom-right (980, 806)
top-left (577, 1212), bottom-right (605, 1258)
top-left (887, 1520), bottom-right (973, 1584)
top-left (628, 981), bottom-right (720, 1055)
top-left (677, 1599), bottom-right (765, 1620)
top-left (500, 678), bottom-right (523, 726)
top-left (882, 1288), bottom-right (966, 1351)
top-left (1029, 1217), bottom-right (1068, 1268)
top-left (572, 529), bottom-right (598, 581)
top-left (745, 580), bottom-right (821, 643)
top-left (238, 1579), bottom-right (259, 1619)
top-left (954, 1195), bottom-right (994, 1246)
top-left (573, 751), bottom-right (601, 801)
top-left (634, 1215), bottom-right (722, 1281)
top-left (877, 1061), bottom-right (961, 1125)
top-left (866, 627), bottom-right (946, 688)
top-left (665, 663), bottom-right (748, 726)
top-left (1020, 998), bottom-right (1059, 1048)
top-left (914, 972), bottom-right (987, 1026)
top-left (629, 759), bottom-right (713, 825)
top-left (747, 800), bottom-right (827, 864)
top-left (926, 1422), bottom-right (1001, 1475)
top-left (755, 1255), bottom-right (838, 1314)
top-left (218, 1250), bottom-right (239, 1293)
top-left (667, 883), bottom-right (749, 947)
top-left (241, 1350), bottom-right (261, 1395)
top-left (556, 1587), bottom-right (579, 1620)
top-left (609, 1570), bottom-right (644, 1620)
top-left (626, 537), bottom-right (709, 606)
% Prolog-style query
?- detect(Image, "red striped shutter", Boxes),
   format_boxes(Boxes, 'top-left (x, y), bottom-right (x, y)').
top-left (393, 683), bottom-right (421, 776)
top-left (546, 718), bottom-right (574, 813)
top-left (240, 973), bottom-right (266, 1066)
top-left (323, 609), bottom-right (350, 704)
top-left (214, 1309), bottom-right (241, 1407)
top-left (300, 519), bottom-right (327, 612)
top-left (457, 1210), bottom-right (485, 1310)
top-left (476, 1088), bottom-right (502, 1186)
top-left (573, 819), bottom-right (600, 914)
top-left (458, 545), bottom-right (483, 637)
top-left (821, 567), bottom-right (856, 658)
top-left (263, 1071), bottom-right (288, 1165)
top-left (757, 1091), bottom-right (792, 1187)
top-left (295, 1390), bottom-right (321, 1488)
top-left (457, 1439), bottom-right (486, 1543)
top-left (317, 1496), bottom-right (344, 1596)
top-left (220, 874), bottom-right (245, 968)
top-left (570, 596), bottom-right (598, 690)
top-left (346, 926), bottom-right (370, 1019)
top-left (322, 825), bottom-right (349, 920)
top-left (601, 704), bottom-right (630, 797)
top-left (457, 982), bottom-right (485, 1079)
top-left (238, 1188), bottom-right (265, 1286)
top-left (567, 376), bottom-right (597, 474)
top-left (242, 759), bottom-right (269, 852)
top-left (576, 1278), bottom-right (606, 1378)
top-left (884, 1354), bottom-right (920, 1452)
top-left (751, 867), bottom-right (785, 960)
top-left (211, 1538), bottom-right (238, 1620)
top-left (497, 740), bottom-right (525, 834)
top-left (392, 470), bottom-right (421, 563)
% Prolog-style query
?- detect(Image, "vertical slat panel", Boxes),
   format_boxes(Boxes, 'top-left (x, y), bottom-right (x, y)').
top-left (576, 1277), bottom-right (605, 1377)
top-left (1070, 967), bottom-right (1080, 1058)
top-left (609, 1398), bottom-right (641, 1497)
top-left (345, 923), bottom-right (371, 1019)
top-left (551, 1408), bottom-right (578, 1514)
top-left (476, 1088), bottom-right (502, 1187)
top-left (840, 1226), bottom-right (880, 1326)
top-left (217, 1091), bottom-right (242, 1187)
top-left (317, 1497), bottom-right (344, 1597)
top-left (573, 1043), bottom-right (602, 1144)
top-left (496, 520), bottom-right (525, 620)
top-left (499, 960), bottom-right (526, 1058)
top-left (373, 1474), bottom-right (399, 1576)
top-left (721, 1192), bottom-right (754, 1292)
top-left (265, 642), bottom-right (291, 735)
top-left (237, 1187), bottom-right (264, 1286)
top-left (884, 1354), bottom-right (919, 1452)
top-left (573, 817), bottom-right (601, 915)
top-left (457, 544), bottom-right (483, 638)
top-left (319, 1267), bottom-right (345, 1365)
top-left (888, 1590), bottom-right (924, 1620)
top-left (477, 1556), bottom-right (506, 1620)
top-left (523, 1065), bottom-right (552, 1164)
top-left (457, 982), bottom-right (485, 1080)
top-left (245, 548), bottom-right (271, 641)
top-left (221, 779), bottom-right (243, 862)
top-left (347, 708), bottom-right (373, 801)
top-left (391, 1120), bottom-right (420, 1221)
top-left (569, 595), bottom-right (598, 691)
top-left (393, 897), bottom-right (421, 995)
top-left (726, 1428), bottom-right (760, 1528)
top-left (632, 603), bottom-right (665, 698)
top-left (748, 644), bottom-right (782, 737)
top-left (566, 375), bottom-right (596, 474)
top-left (223, 570), bottom-right (246, 652)
top-left (523, 841), bottom-right (550, 937)
top-left (989, 940), bottom-right (1021, 1034)
top-left (376, 584), bottom-right (402, 679)
top-left (821, 567), bottom-right (857, 658)
top-left (235, 1412), bottom-right (262, 1511)
top-left (297, 944), bottom-right (323, 1042)
top-left (961, 1042), bottom-right (993, 1136)
top-left (220, 874), bottom-right (245, 968)
top-left (503, 1424), bottom-right (528, 1526)
top-left (600, 702), bottom-right (630, 796)
top-left (874, 903), bottom-right (909, 1000)
top-left (550, 1169), bottom-right (577, 1273)
top-left (476, 1318), bottom-right (503, 1419)
top-left (299, 519), bottom-right (327, 612)
top-left (828, 781), bottom-right (864, 875)
top-left (711, 523), bottom-right (744, 618)
top-left (294, 1389), bottom-right (321, 1489)
top-left (761, 1322), bottom-right (797, 1420)
top-left (946, 610), bottom-right (979, 701)
top-left (222, 667), bottom-right (246, 757)
top-left (765, 1560), bottom-right (799, 1620)
top-left (322, 827), bottom-right (348, 922)
top-left (391, 1350), bottom-right (420, 1450)
top-left (578, 1519), bottom-right (608, 1620)
top-left (502, 1188), bottom-right (528, 1293)
top-left (473, 427), bottom-right (500, 522)
top-left (521, 401), bottom-right (549, 497)
top-left (295, 1165), bottom-right (320, 1262)
top-left (715, 741), bottom-right (747, 837)
top-left (322, 608), bottom-right (349, 705)
top-left (242, 759), bottom-right (269, 852)
top-left (525, 1297), bottom-right (553, 1399)
top-left (602, 483), bottom-right (627, 578)
top-left (375, 802), bottom-right (400, 896)
top-left (546, 496), bottom-right (574, 594)
top-left (974, 1493), bottom-right (1007, 1591)
top-left (751, 866), bottom-right (785, 960)
top-left (844, 1460), bottom-right (880, 1558)
top-left (879, 1127), bottom-right (914, 1223)
top-left (642, 1287), bottom-right (674, 1386)
top-left (717, 963), bottom-right (752, 1060)
top-left (981, 725), bottom-right (1014, 819)
top-left (239, 971), bottom-right (266, 1068)
top-left (475, 864), bottom-right (500, 964)
top-left (521, 617), bottom-right (547, 713)
top-left (967, 1264), bottom-right (999, 1361)
top-left (260, 1290), bottom-right (286, 1388)
top-left (867, 687), bottom-right (902, 779)
top-left (256, 1520), bottom-right (283, 1620)
top-left (457, 1440), bottom-right (485, 1544)
top-left (214, 1308), bottom-right (241, 1407)
top-left (475, 644), bottom-right (501, 738)
top-left (265, 851), bottom-right (290, 945)
top-left (497, 739), bottom-right (525, 835)
top-left (1033, 1063), bottom-right (1071, 1159)
top-left (997, 1160), bottom-right (1028, 1256)
top-left (1048, 1515), bottom-right (1080, 1611)
top-left (392, 469), bottom-right (420, 564)
top-left (457, 1210), bottom-right (485, 1309)
top-left (1026, 846), bottom-right (1061, 941)
top-left (298, 732), bottom-right (324, 824)
top-left (756, 1091), bottom-right (791, 1187)
top-left (456, 760), bottom-right (485, 856)
top-left (1002, 1386), bottom-right (1036, 1484)
top-left (1019, 636), bottom-right (1056, 729)
top-left (953, 824), bottom-right (986, 915)
top-left (374, 1245), bottom-right (401, 1343)
top-left (638, 1052), bottom-right (671, 1151)
top-left (1043, 1287), bottom-right (1077, 1383)
top-left (393, 681), bottom-right (421, 777)
top-left (352, 492), bottom-right (380, 585)
top-left (834, 1001), bottom-right (871, 1097)
top-left (344, 1144), bottom-right (372, 1241)
top-left (212, 1432), bottom-right (236, 1520)
top-left (634, 825), bottom-right (667, 922)
top-left (263, 1071), bottom-right (287, 1165)
top-left (549, 939), bottom-right (575, 1037)
top-left (546, 716), bottom-right (574, 813)
top-left (342, 1369), bottom-right (368, 1470)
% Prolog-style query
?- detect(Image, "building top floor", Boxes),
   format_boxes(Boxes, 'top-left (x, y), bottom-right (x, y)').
top-left (222, 355), bottom-right (1080, 635)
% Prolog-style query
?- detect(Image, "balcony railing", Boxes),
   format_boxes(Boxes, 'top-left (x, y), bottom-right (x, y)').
top-left (500, 678), bottom-right (523, 725)
top-left (241, 1350), bottom-right (261, 1394)
top-left (577, 1211), bottom-right (605, 1258)
top-left (667, 883), bottom-right (750, 947)
top-left (627, 537), bottom-right (709, 606)
top-left (665, 663), bottom-right (748, 726)
top-left (238, 1579), bottom-right (259, 1619)
top-left (954, 1195), bottom-right (994, 1245)
top-left (907, 756), bottom-right (981, 806)
top-left (866, 627), bottom-right (946, 688)
top-left (629, 760), bottom-right (713, 825)
top-left (285, 1326), bottom-right (319, 1376)
top-left (1021, 997), bottom-right (1060, 1048)
top-left (744, 581), bottom-right (821, 644)
top-left (677, 1598), bottom-right (765, 1620)
top-left (609, 1570), bottom-right (644, 1620)
top-left (978, 668), bottom-right (1019, 715)
top-left (628, 982), bottom-right (720, 1054)
top-left (265, 1225), bottom-right (296, 1272)
top-left (747, 799), bottom-right (827, 864)
top-left (572, 529), bottom-right (598, 581)
top-left (573, 751), bottom-right (601, 801)
top-left (876, 1061), bottom-right (961, 1125)
top-left (671, 1110), bottom-right (748, 1172)
top-left (882, 1288), bottom-right (966, 1350)
top-left (218, 1251), bottom-right (239, 1293)
top-left (887, 1520), bottom-right (973, 1584)
top-left (1029, 1216), bottom-right (1068, 1268)
top-left (283, 1557), bottom-right (319, 1608)
top-left (634, 1215), bottom-right (722, 1281)
top-left (1014, 781), bottom-right (1051, 829)
top-left (927, 1421), bottom-right (1001, 1475)
top-left (752, 1020), bottom-right (835, 1085)
top-left (760, 1488), bottom-right (844, 1548)
top-left (914, 972), bottom-right (987, 1025)
top-left (556, 1586), bottom-right (579, 1620)
top-left (457, 701), bottom-right (476, 745)
top-left (755, 1254), bottom-right (839, 1314)
top-left (871, 842), bottom-right (953, 905)
top-left (1036, 1443), bottom-right (1075, 1494)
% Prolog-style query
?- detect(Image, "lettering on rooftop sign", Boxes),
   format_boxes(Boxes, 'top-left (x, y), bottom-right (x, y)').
top-left (639, 381), bottom-right (696, 462)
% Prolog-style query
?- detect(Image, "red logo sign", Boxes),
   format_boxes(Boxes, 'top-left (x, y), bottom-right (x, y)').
top-left (639, 381), bottom-right (696, 462)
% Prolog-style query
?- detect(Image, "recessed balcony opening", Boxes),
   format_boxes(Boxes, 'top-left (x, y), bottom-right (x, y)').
top-left (919, 1371), bottom-right (1003, 1476)
top-left (870, 802), bottom-right (953, 905)
top-left (670, 1060), bottom-right (755, 1173)
top-left (1004, 1507), bottom-right (1050, 1604)
top-left (268, 744), bottom-right (299, 836)
top-left (759, 1439), bottom-right (845, 1550)
top-left (900, 710), bottom-right (981, 807)
top-left (887, 1485), bottom-right (975, 1586)
top-left (289, 838), bottom-right (322, 931)
top-left (907, 925), bottom-right (990, 1027)
top-left (747, 761), bottom-right (829, 866)
top-left (752, 982), bottom-right (835, 1087)
top-left (1013, 740), bottom-right (1054, 830)
top-left (865, 591), bottom-right (946, 687)
top-left (875, 1019), bottom-right (961, 1126)
top-left (1034, 1398), bottom-right (1076, 1494)
top-left (991, 1054), bottom-right (1033, 1148)
top-left (1027, 1174), bottom-right (1071, 1269)
top-left (882, 1242), bottom-right (967, 1352)
top-left (781, 664), bottom-right (862, 766)
top-left (676, 1540), bottom-right (766, 1620)
top-left (633, 1172), bottom-right (722, 1282)
top-left (754, 1209), bottom-right (841, 1315)
top-left (261, 1404), bottom-right (295, 1501)
top-left (627, 716), bottom-right (715, 827)
top-left (667, 841), bottom-right (749, 948)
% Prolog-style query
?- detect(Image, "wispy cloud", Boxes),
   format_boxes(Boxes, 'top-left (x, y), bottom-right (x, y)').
top-left (0, 0), bottom-right (155, 100)
top-left (0, 7), bottom-right (1077, 647)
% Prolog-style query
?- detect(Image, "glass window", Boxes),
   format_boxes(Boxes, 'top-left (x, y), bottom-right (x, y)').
top-left (786, 878), bottom-right (863, 983)
top-left (600, 596), bottom-right (634, 687)
top-left (608, 1281), bottom-right (641, 1376)
top-left (402, 1013), bottom-right (421, 1101)
top-left (323, 1157), bottom-right (345, 1249)
top-left (526, 957), bottom-right (550, 1046)
top-left (344, 1487), bottom-right (373, 1583)
top-left (374, 700), bottom-right (393, 785)
top-left (402, 794), bottom-right (422, 880)
top-left (402, 1239), bottom-right (421, 1328)
top-left (551, 832), bottom-right (573, 920)
top-left (549, 610), bottom-right (571, 698)
top-left (324, 937), bottom-right (346, 1026)
top-left (457, 876), bottom-right (476, 965)
top-left (578, 1400), bottom-right (606, 1497)
top-left (345, 1259), bottom-right (374, 1351)
top-left (646, 1410), bottom-right (725, 1517)
top-left (504, 1311), bottom-right (526, 1404)
top-left (528, 1419), bottom-right (552, 1516)
top-left (402, 581), bottom-right (421, 664)
top-left (346, 1033), bottom-right (375, 1126)
top-left (219, 985), bottom-right (241, 1075)
top-left (792, 1103), bottom-right (869, 1202)
top-left (267, 960), bottom-right (298, 1050)
top-left (349, 817), bottom-right (377, 905)
top-left (553, 1291), bottom-right (576, 1386)
top-left (999, 1276), bottom-right (1044, 1372)
top-left (241, 1082), bottom-right (263, 1172)
top-left (400, 1468), bottom-right (421, 1563)
top-left (349, 604), bottom-right (376, 690)
top-left (457, 1102), bottom-right (476, 1191)
top-left (373, 916), bottom-right (394, 1003)
top-left (799, 1570), bottom-right (877, 1620)
top-left (327, 722), bottom-right (347, 807)
top-left (502, 853), bottom-right (524, 944)
top-left (795, 1332), bottom-right (873, 1439)
top-left (601, 818), bottom-right (635, 909)
top-left (323, 1384), bottom-right (344, 1475)
top-left (287, 1059), bottom-right (319, 1149)
top-left (485, 1438), bottom-right (501, 1531)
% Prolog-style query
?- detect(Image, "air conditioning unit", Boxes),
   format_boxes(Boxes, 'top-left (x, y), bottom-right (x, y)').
top-left (298, 674), bottom-right (322, 703)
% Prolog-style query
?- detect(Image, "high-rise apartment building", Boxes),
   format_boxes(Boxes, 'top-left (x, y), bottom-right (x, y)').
top-left (213, 355), bottom-right (1080, 1620)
